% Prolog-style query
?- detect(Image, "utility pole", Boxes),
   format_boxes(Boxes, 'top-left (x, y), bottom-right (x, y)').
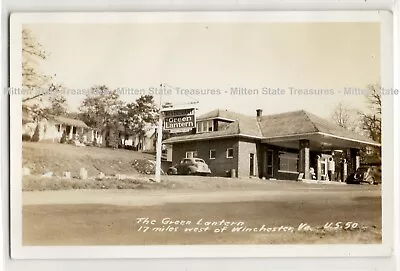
top-left (154, 83), bottom-right (164, 183)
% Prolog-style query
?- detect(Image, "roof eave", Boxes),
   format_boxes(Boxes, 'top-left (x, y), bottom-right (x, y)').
top-left (197, 117), bottom-right (235, 122)
top-left (163, 133), bottom-right (263, 144)
top-left (318, 132), bottom-right (381, 147)
top-left (261, 132), bottom-right (380, 147)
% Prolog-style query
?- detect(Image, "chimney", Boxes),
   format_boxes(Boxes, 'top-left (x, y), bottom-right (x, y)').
top-left (256, 109), bottom-right (263, 117)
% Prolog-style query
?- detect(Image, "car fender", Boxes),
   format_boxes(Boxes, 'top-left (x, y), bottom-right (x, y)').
top-left (168, 167), bottom-right (178, 175)
top-left (188, 166), bottom-right (197, 174)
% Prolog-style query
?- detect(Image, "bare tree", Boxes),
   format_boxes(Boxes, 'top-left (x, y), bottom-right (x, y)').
top-left (361, 84), bottom-right (381, 143)
top-left (330, 102), bottom-right (361, 132)
top-left (22, 29), bottom-right (49, 90)
top-left (22, 28), bottom-right (63, 103)
top-left (358, 84), bottom-right (382, 164)
top-left (331, 103), bottom-right (351, 129)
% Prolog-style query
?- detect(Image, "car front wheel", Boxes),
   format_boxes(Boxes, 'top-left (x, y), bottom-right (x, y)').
top-left (366, 176), bottom-right (375, 185)
top-left (187, 168), bottom-right (197, 175)
top-left (167, 168), bottom-right (177, 175)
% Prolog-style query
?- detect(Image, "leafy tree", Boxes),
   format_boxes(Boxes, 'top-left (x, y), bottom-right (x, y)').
top-left (29, 104), bottom-right (47, 123)
top-left (79, 86), bottom-right (123, 147)
top-left (118, 95), bottom-right (159, 133)
top-left (43, 95), bottom-right (68, 116)
top-left (79, 86), bottom-right (122, 131)
top-left (118, 95), bottom-right (159, 149)
top-left (105, 119), bottom-right (120, 149)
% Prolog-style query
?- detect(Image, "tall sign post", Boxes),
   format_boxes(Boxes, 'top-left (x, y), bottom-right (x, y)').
top-left (154, 83), bottom-right (198, 183)
top-left (154, 83), bottom-right (165, 183)
top-left (154, 113), bottom-right (163, 183)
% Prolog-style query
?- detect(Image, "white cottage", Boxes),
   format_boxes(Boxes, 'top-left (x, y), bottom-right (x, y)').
top-left (22, 105), bottom-right (101, 144)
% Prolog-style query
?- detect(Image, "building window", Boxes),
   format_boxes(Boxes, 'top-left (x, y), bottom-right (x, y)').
top-left (278, 152), bottom-right (298, 173)
top-left (209, 149), bottom-right (216, 159)
top-left (207, 120), bottom-right (214, 132)
top-left (186, 151), bottom-right (198, 158)
top-left (196, 122), bottom-right (203, 133)
top-left (196, 121), bottom-right (207, 133)
top-left (226, 148), bottom-right (234, 158)
top-left (196, 120), bottom-right (214, 133)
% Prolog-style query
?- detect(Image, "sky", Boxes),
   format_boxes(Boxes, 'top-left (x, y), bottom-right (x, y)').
top-left (24, 22), bottom-right (380, 118)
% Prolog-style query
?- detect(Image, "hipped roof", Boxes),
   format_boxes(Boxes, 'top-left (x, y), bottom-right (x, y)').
top-left (163, 109), bottom-right (379, 146)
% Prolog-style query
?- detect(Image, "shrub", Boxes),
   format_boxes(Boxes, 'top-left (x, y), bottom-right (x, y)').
top-left (22, 134), bottom-right (32, 141)
top-left (107, 130), bottom-right (119, 149)
top-left (75, 133), bottom-right (84, 143)
top-left (31, 125), bottom-right (40, 142)
top-left (60, 132), bottom-right (67, 143)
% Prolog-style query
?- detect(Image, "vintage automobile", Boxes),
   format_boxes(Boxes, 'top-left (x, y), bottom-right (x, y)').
top-left (345, 166), bottom-right (382, 185)
top-left (168, 158), bottom-right (212, 176)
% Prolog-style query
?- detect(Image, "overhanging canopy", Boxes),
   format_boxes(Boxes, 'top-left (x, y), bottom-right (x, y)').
top-left (261, 132), bottom-right (381, 151)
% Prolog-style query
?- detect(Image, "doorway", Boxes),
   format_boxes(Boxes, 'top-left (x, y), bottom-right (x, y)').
top-left (320, 154), bottom-right (332, 180)
top-left (249, 153), bottom-right (255, 176)
top-left (266, 150), bottom-right (274, 178)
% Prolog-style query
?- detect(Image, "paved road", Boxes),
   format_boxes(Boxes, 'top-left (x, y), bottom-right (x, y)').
top-left (22, 183), bottom-right (382, 245)
top-left (23, 185), bottom-right (381, 206)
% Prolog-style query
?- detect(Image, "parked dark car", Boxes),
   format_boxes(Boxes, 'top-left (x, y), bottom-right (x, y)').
top-left (346, 166), bottom-right (381, 185)
top-left (168, 158), bottom-right (212, 176)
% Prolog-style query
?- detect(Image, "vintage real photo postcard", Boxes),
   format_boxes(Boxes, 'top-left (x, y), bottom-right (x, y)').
top-left (9, 11), bottom-right (395, 259)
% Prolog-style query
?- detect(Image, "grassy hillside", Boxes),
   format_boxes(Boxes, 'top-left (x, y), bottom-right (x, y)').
top-left (22, 142), bottom-right (155, 178)
top-left (22, 142), bottom-right (296, 191)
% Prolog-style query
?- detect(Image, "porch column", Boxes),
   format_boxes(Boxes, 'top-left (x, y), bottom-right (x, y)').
top-left (343, 159), bottom-right (348, 182)
top-left (316, 155), bottom-right (321, 181)
top-left (263, 148), bottom-right (267, 178)
top-left (69, 125), bottom-right (73, 139)
top-left (59, 124), bottom-right (63, 142)
top-left (350, 148), bottom-right (360, 174)
top-left (299, 139), bottom-right (310, 180)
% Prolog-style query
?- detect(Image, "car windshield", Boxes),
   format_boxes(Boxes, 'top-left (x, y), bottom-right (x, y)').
top-left (356, 167), bottom-right (369, 173)
top-left (194, 159), bottom-right (205, 163)
top-left (180, 159), bottom-right (191, 164)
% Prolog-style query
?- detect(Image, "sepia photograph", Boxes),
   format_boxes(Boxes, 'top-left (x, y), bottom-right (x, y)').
top-left (8, 11), bottom-right (394, 258)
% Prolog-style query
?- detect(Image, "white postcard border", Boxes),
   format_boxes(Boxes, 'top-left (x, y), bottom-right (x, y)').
top-left (9, 10), bottom-right (394, 259)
